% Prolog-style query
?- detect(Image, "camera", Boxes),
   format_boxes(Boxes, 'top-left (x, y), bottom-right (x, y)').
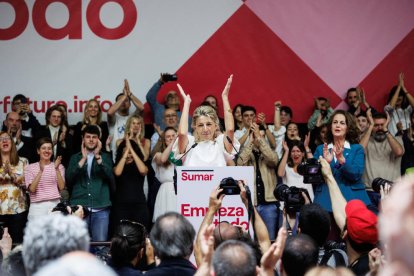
top-left (51, 202), bottom-right (90, 218)
top-left (162, 73), bottom-right (178, 82)
top-left (274, 184), bottom-right (310, 212)
top-left (297, 158), bottom-right (324, 184)
top-left (219, 177), bottom-right (241, 196)
top-left (372, 177), bottom-right (393, 193)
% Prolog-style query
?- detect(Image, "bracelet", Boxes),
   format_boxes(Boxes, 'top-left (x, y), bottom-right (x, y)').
top-left (95, 156), bottom-right (102, 160)
top-left (384, 130), bottom-right (390, 135)
top-left (306, 149), bottom-right (312, 153)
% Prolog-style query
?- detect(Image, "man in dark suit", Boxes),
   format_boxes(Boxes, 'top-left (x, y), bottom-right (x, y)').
top-left (146, 212), bottom-right (196, 276)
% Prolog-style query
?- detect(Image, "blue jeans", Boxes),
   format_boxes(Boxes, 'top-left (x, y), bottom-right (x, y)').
top-left (256, 204), bottom-right (281, 241)
top-left (85, 208), bottom-right (110, 242)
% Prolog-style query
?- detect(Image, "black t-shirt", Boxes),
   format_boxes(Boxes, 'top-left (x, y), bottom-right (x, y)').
top-left (115, 163), bottom-right (146, 204)
top-left (349, 254), bottom-right (369, 276)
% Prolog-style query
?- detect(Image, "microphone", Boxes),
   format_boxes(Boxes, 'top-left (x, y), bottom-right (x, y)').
top-left (173, 143), bottom-right (198, 194)
top-left (177, 142), bottom-right (198, 163)
top-left (226, 136), bottom-right (243, 163)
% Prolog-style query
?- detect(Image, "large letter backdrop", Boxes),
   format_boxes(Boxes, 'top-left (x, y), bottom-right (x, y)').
top-left (1, 0), bottom-right (414, 124)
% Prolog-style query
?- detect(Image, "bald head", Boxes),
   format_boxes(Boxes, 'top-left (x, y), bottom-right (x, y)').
top-left (5, 112), bottom-right (21, 135)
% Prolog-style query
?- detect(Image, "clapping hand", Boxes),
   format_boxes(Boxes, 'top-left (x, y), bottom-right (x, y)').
top-left (54, 156), bottom-right (62, 170)
top-left (323, 143), bottom-right (333, 163)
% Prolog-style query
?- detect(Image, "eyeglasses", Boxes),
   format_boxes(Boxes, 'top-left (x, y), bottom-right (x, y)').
top-left (0, 137), bottom-right (11, 142)
top-left (165, 114), bottom-right (177, 118)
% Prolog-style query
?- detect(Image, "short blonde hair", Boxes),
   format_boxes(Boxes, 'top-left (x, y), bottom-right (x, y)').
top-left (192, 105), bottom-right (220, 141)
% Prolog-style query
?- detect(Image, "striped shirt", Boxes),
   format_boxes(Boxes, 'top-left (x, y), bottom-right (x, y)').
top-left (24, 162), bottom-right (64, 203)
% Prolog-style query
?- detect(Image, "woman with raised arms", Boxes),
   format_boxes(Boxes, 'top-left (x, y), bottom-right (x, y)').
top-left (174, 75), bottom-right (239, 166)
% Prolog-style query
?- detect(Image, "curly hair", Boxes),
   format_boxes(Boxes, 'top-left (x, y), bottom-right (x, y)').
top-left (326, 110), bottom-right (360, 144)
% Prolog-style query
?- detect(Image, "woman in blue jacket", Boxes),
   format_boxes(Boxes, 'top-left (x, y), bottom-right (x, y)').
top-left (313, 110), bottom-right (370, 212)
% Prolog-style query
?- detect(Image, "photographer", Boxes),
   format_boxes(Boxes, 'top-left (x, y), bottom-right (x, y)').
top-left (194, 180), bottom-right (271, 266)
top-left (237, 121), bottom-right (279, 240)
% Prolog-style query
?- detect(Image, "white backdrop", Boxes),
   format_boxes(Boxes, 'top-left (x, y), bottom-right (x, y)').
top-left (0, 0), bottom-right (241, 124)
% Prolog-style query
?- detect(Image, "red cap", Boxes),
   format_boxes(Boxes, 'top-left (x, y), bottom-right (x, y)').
top-left (345, 200), bottom-right (378, 245)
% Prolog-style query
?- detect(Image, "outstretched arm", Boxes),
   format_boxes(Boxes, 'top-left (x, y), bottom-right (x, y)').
top-left (320, 156), bottom-right (347, 231)
top-left (239, 180), bottom-right (271, 253)
top-left (124, 79), bottom-right (145, 112)
top-left (277, 141), bottom-right (289, 178)
top-left (222, 75), bottom-right (235, 153)
top-left (389, 73), bottom-right (404, 108)
top-left (273, 101), bottom-right (281, 131)
top-left (107, 81), bottom-right (129, 124)
top-left (194, 187), bottom-right (224, 266)
top-left (176, 84), bottom-right (191, 154)
top-left (400, 72), bottom-right (414, 108)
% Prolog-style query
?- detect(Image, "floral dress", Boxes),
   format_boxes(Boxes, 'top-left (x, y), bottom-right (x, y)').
top-left (0, 158), bottom-right (28, 215)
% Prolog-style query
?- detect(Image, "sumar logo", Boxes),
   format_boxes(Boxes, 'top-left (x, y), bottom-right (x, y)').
top-left (181, 170), bottom-right (214, 181)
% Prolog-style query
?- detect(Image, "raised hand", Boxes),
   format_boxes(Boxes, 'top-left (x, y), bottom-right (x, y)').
top-left (333, 141), bottom-right (345, 164)
top-left (260, 227), bottom-right (287, 273)
top-left (282, 140), bottom-right (289, 152)
top-left (81, 141), bottom-right (87, 159)
top-left (304, 132), bottom-right (311, 149)
top-left (250, 123), bottom-right (261, 139)
top-left (177, 84), bottom-right (191, 104)
top-left (359, 88), bottom-right (367, 105)
top-left (257, 112), bottom-right (266, 126)
top-left (367, 108), bottom-right (374, 126)
top-left (94, 139), bottom-right (102, 156)
top-left (323, 143), bottom-right (333, 163)
top-left (15, 124), bottom-right (22, 145)
top-left (398, 72), bottom-right (405, 88)
top-left (124, 79), bottom-right (132, 97)
top-left (105, 135), bottom-right (112, 151)
top-left (237, 180), bottom-right (248, 207)
top-left (210, 186), bottom-right (224, 211)
top-left (59, 127), bottom-right (67, 143)
top-left (54, 156), bottom-right (62, 170)
top-left (319, 156), bottom-right (333, 178)
top-left (222, 74), bottom-right (233, 98)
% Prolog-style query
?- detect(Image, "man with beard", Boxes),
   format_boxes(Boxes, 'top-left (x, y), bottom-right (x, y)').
top-left (66, 125), bottom-right (114, 243)
top-left (360, 112), bottom-right (404, 211)
top-left (3, 111), bottom-right (36, 163)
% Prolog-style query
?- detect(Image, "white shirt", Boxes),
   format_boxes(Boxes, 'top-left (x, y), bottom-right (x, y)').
top-left (173, 134), bottom-right (239, 167)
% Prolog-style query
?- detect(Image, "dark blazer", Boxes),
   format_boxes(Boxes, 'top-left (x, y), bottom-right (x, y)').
top-left (313, 143), bottom-right (370, 212)
top-left (144, 258), bottom-right (196, 276)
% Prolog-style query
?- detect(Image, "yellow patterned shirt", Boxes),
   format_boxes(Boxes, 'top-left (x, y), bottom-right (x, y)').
top-left (0, 158), bottom-right (28, 215)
